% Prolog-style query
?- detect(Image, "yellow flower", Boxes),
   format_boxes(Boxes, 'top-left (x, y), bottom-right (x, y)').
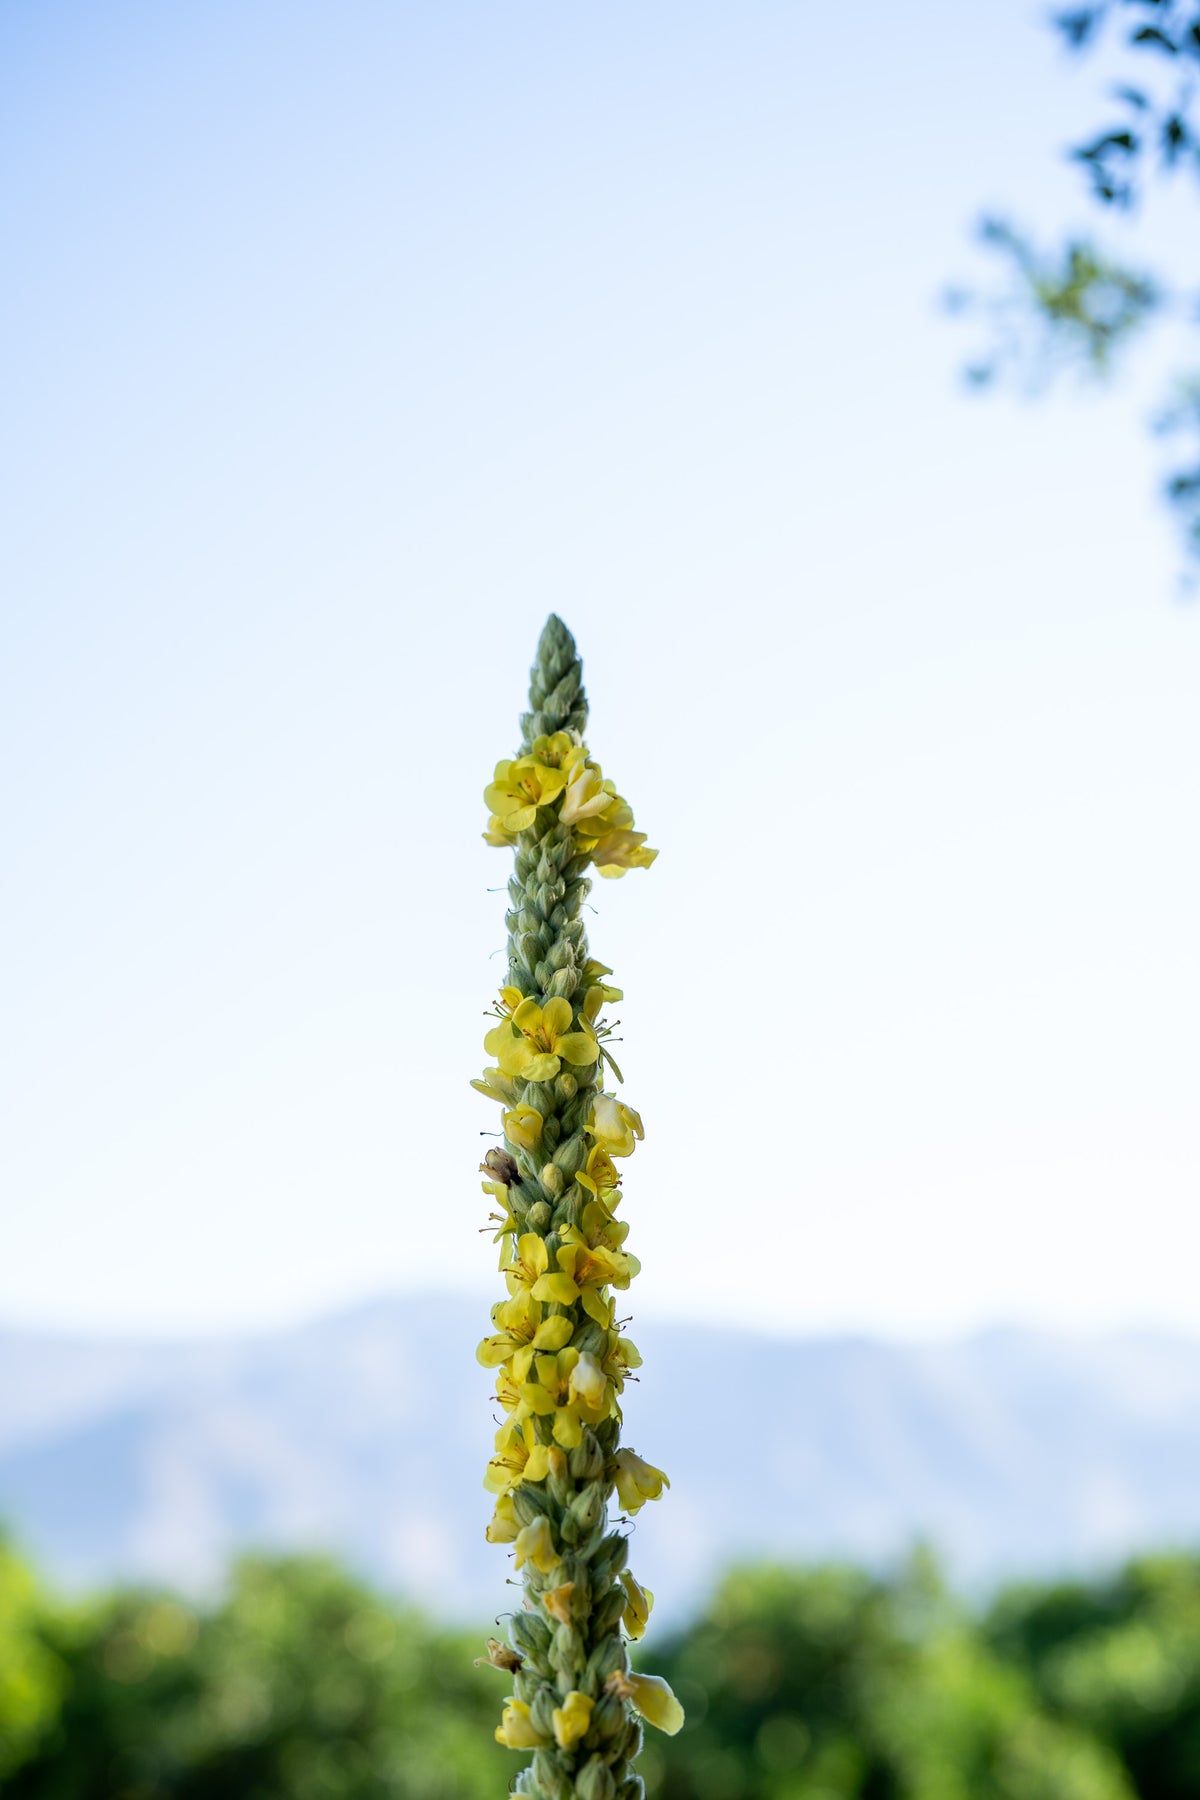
top-left (485, 996), bottom-right (598, 1084)
top-left (491, 1363), bottom-right (525, 1418)
top-left (567, 1350), bottom-right (609, 1416)
top-left (524, 1226), bottom-right (639, 1324)
top-left (484, 1418), bottom-right (552, 1493)
top-left (602, 1329), bottom-right (643, 1390)
top-left (606, 1670), bottom-right (684, 1736)
top-left (559, 754), bottom-right (613, 829)
top-left (491, 985), bottom-right (527, 1019)
top-left (484, 753), bottom-right (569, 841)
top-left (495, 1697), bottom-right (544, 1749)
top-left (557, 1224), bottom-right (640, 1299)
top-left (513, 1515), bottom-right (558, 1574)
top-left (528, 730), bottom-right (578, 767)
top-left (503, 1105), bottom-right (543, 1151)
top-left (519, 1346), bottom-right (613, 1446)
top-left (480, 1180), bottom-right (518, 1268)
top-left (476, 1290), bottom-right (575, 1371)
top-left (586, 1095), bottom-right (644, 1158)
top-left (591, 829), bottom-right (658, 878)
top-left (613, 1448), bottom-right (669, 1513)
top-left (471, 1067), bottom-right (517, 1105)
top-left (582, 960), bottom-right (623, 1009)
top-left (552, 1689), bottom-right (594, 1750)
top-left (485, 1495), bottom-right (520, 1543)
top-left (575, 1143), bottom-right (622, 1198)
top-left (620, 1570), bottom-right (654, 1641)
top-left (579, 1198), bottom-right (631, 1256)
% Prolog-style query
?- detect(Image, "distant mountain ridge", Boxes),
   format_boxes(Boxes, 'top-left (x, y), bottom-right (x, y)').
top-left (2, 1299), bottom-right (1198, 1620)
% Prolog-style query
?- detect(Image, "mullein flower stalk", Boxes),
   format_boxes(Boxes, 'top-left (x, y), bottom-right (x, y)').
top-left (474, 616), bottom-right (683, 1800)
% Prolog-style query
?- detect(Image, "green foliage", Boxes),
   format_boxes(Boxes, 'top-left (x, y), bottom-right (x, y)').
top-left (2, 1544), bottom-right (1199, 1798)
top-left (640, 1553), bottom-right (1133, 1800)
top-left (950, 223), bottom-right (1158, 389)
top-left (0, 1536), bottom-right (65, 1779)
top-left (956, 0), bottom-right (1200, 564)
top-left (2, 1553), bottom-right (512, 1800)
top-left (987, 1554), bottom-right (1200, 1800)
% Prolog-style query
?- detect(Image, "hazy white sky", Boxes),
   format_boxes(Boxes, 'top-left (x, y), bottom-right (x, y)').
top-left (3, 1), bottom-right (1198, 1342)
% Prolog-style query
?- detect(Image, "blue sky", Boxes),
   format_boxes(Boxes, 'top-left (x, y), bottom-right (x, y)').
top-left (3, 1), bottom-right (1198, 1341)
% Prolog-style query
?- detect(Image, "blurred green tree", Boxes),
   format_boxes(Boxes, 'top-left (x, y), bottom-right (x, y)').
top-left (3, 1542), bottom-right (1199, 1798)
top-left (988, 1553), bottom-right (1200, 1800)
top-left (643, 1552), bottom-right (1134, 1800)
top-left (950, 1), bottom-right (1200, 564)
top-left (3, 1553), bottom-right (511, 1800)
top-left (0, 1536), bottom-right (65, 1780)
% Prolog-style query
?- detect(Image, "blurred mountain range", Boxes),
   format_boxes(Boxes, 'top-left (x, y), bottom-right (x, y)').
top-left (1, 1299), bottom-right (1198, 1620)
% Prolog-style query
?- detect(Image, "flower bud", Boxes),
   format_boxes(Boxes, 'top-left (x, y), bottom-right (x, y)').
top-left (553, 1132), bottom-right (585, 1174)
top-left (549, 967), bottom-right (578, 999)
top-left (520, 929), bottom-right (542, 966)
top-left (586, 1632), bottom-right (626, 1684)
top-left (512, 1485), bottom-right (551, 1527)
top-left (510, 1611), bottom-right (551, 1659)
top-left (577, 1755), bottom-right (617, 1800)
top-left (570, 1483), bottom-right (604, 1535)
top-left (591, 1532), bottom-right (629, 1586)
top-left (526, 1200), bottom-right (552, 1232)
top-left (568, 1430), bottom-right (605, 1481)
top-left (591, 1585), bottom-right (625, 1638)
top-left (540, 1163), bottom-right (565, 1197)
top-left (554, 1071), bottom-right (578, 1103)
top-left (552, 1621), bottom-right (585, 1671)
top-left (530, 1686), bottom-right (559, 1738)
top-left (541, 1581), bottom-right (575, 1625)
top-left (590, 1692), bottom-right (627, 1739)
top-left (532, 1750), bottom-right (573, 1800)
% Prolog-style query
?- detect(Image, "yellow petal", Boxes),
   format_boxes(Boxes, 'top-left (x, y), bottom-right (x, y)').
top-left (619, 1570), bottom-right (654, 1640)
top-left (515, 1234), bottom-right (549, 1278)
top-left (540, 996), bottom-right (574, 1040)
top-left (513, 1515), bottom-right (558, 1573)
top-left (531, 1272), bottom-right (581, 1305)
top-left (524, 1443), bottom-right (551, 1483)
top-left (556, 1031), bottom-right (600, 1067)
top-left (486, 1495), bottom-right (520, 1544)
top-left (530, 1314), bottom-right (575, 1352)
top-left (551, 1690), bottom-right (594, 1750)
top-left (551, 1408), bottom-right (583, 1448)
top-left (512, 998), bottom-right (544, 1033)
top-left (627, 1673), bottom-right (684, 1736)
top-left (495, 1697), bottom-right (544, 1749)
top-left (484, 1023), bottom-right (516, 1058)
top-left (580, 1286), bottom-right (613, 1328)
